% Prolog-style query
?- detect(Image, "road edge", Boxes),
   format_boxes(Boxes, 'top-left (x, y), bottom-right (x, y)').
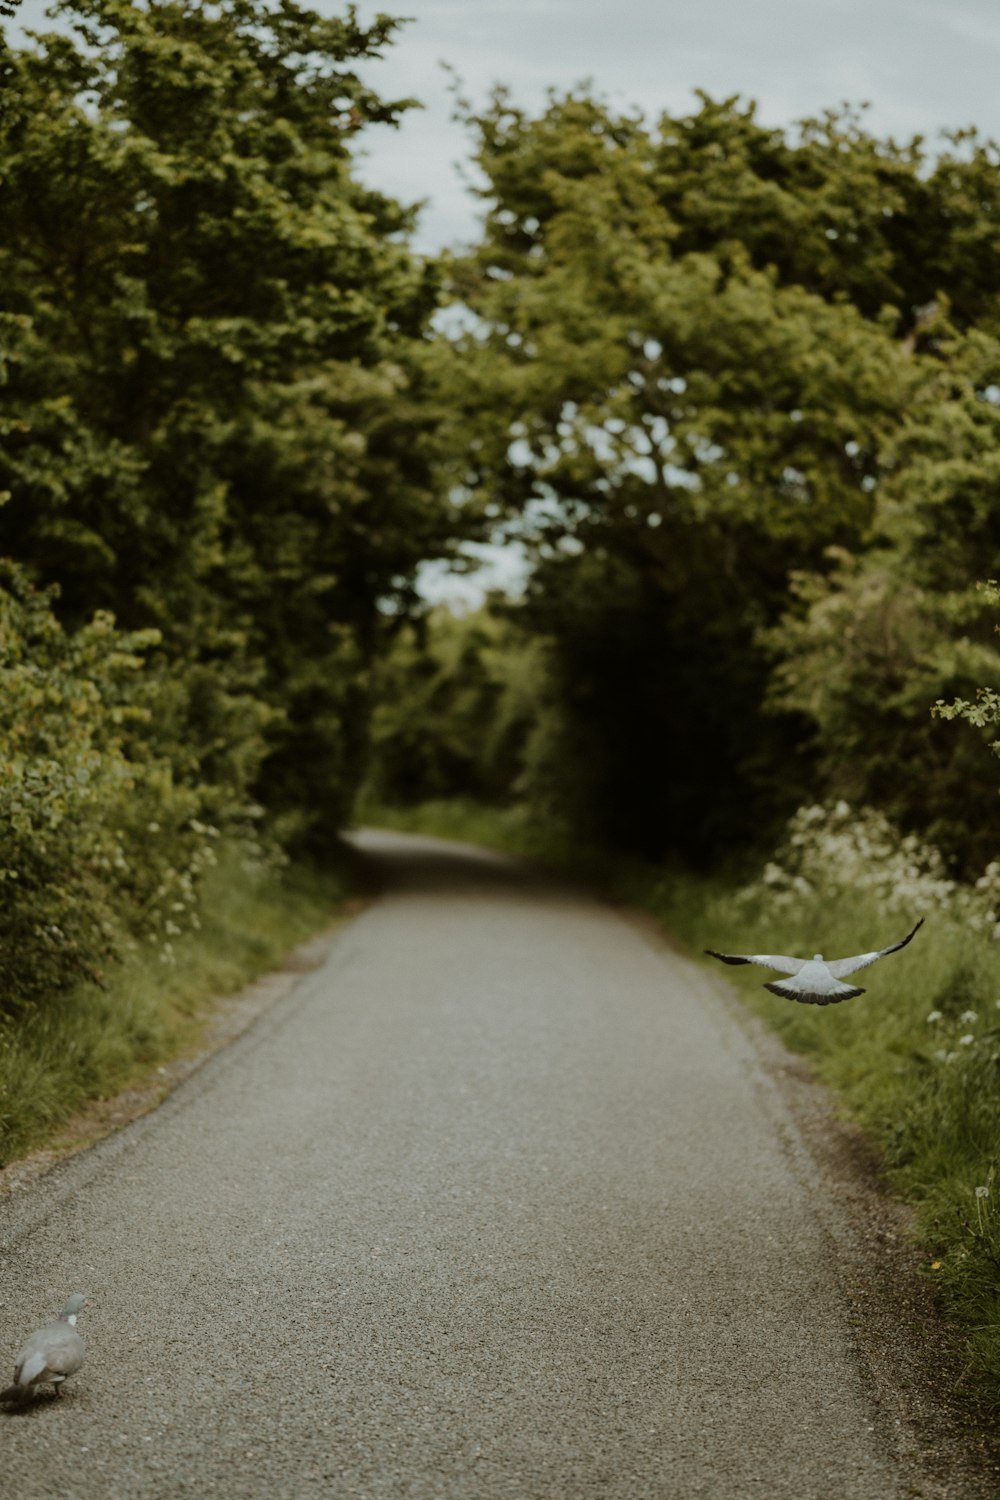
top-left (0, 899), bottom-right (369, 1201)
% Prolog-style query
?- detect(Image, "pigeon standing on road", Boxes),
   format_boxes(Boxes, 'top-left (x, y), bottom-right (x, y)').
top-left (0, 1294), bottom-right (89, 1405)
top-left (705, 919), bottom-right (924, 1005)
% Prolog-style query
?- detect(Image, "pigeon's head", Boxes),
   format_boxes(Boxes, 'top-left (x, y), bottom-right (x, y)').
top-left (813, 953), bottom-right (824, 962)
top-left (60, 1294), bottom-right (90, 1322)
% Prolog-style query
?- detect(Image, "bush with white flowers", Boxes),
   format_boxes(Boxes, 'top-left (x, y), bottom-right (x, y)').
top-left (728, 800), bottom-right (999, 934)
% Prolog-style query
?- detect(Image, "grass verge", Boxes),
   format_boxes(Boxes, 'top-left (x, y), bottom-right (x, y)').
top-left (0, 845), bottom-right (354, 1170)
top-left (366, 797), bottom-right (1000, 1409)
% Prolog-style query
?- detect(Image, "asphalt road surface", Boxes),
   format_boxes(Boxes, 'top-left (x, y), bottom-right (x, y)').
top-left (0, 829), bottom-right (951, 1498)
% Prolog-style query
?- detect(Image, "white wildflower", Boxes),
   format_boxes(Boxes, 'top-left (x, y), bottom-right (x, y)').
top-left (976, 1186), bottom-right (990, 1199)
top-left (926, 1011), bottom-right (943, 1024)
top-left (960, 1010), bottom-right (979, 1024)
top-left (959, 1033), bottom-right (975, 1046)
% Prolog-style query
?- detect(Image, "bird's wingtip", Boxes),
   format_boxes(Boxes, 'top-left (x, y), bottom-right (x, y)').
top-left (705, 949), bottom-right (750, 966)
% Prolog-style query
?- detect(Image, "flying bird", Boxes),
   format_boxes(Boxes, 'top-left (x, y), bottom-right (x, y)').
top-left (704, 918), bottom-right (924, 1005)
top-left (0, 1294), bottom-right (89, 1405)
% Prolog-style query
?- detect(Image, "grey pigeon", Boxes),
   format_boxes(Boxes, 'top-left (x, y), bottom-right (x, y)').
top-left (705, 918), bottom-right (924, 1005)
top-left (0, 1294), bottom-right (89, 1404)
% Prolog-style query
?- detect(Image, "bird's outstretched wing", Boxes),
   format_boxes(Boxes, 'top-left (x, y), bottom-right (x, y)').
top-left (826, 918), bottom-right (924, 979)
top-left (704, 950), bottom-right (805, 976)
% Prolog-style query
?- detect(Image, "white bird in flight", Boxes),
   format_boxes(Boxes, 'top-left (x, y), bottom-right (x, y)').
top-left (704, 918), bottom-right (924, 1005)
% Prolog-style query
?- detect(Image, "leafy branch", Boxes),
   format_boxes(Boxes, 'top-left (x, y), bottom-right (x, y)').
top-left (934, 582), bottom-right (1000, 760)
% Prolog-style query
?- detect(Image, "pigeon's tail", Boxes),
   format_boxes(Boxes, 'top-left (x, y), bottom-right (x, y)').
top-left (0, 1383), bottom-right (29, 1403)
top-left (764, 980), bottom-right (866, 1006)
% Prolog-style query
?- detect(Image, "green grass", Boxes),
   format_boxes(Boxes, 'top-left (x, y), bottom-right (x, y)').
top-left (0, 846), bottom-right (353, 1169)
top-left (366, 797), bottom-right (1000, 1408)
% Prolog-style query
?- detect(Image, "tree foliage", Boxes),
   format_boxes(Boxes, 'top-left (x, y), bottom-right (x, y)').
top-left (436, 89), bottom-right (1000, 867)
top-left (365, 605), bottom-right (543, 807)
top-left (933, 580), bottom-right (1000, 789)
top-left (0, 0), bottom-right (460, 866)
top-left (765, 321), bottom-right (1000, 871)
top-left (0, 561), bottom-right (224, 1013)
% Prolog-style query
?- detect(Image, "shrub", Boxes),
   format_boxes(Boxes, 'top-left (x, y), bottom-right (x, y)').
top-left (0, 562), bottom-right (225, 1014)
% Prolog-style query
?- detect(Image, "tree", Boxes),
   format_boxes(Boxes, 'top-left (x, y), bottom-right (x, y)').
top-left (765, 320), bottom-right (1000, 873)
top-left (0, 0), bottom-right (460, 853)
top-left (365, 604), bottom-right (540, 807)
top-left (0, 560), bottom-right (221, 1013)
top-left (431, 88), bottom-right (1000, 864)
top-left (441, 90), bottom-right (934, 858)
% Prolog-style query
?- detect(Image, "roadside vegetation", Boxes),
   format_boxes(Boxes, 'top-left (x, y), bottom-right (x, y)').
top-left (0, 850), bottom-right (348, 1167)
top-left (654, 805), bottom-right (1000, 1406)
top-left (3, 0), bottom-right (1000, 1413)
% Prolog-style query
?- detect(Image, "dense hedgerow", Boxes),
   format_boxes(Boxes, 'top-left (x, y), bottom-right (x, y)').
top-left (0, 563), bottom-right (231, 1015)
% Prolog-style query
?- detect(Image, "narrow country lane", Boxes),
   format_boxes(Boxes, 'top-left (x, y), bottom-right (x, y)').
top-left (0, 830), bottom-right (950, 1498)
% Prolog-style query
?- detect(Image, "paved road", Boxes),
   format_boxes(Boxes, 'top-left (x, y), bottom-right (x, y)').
top-left (0, 830), bottom-right (917, 1497)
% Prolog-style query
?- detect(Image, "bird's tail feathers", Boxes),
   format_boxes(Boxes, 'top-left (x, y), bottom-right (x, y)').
top-left (765, 980), bottom-right (865, 1006)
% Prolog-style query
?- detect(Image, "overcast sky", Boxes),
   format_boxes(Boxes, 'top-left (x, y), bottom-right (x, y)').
top-left (346, 0), bottom-right (1000, 252)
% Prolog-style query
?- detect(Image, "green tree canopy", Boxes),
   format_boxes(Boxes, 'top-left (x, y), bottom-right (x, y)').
top-left (0, 0), bottom-right (461, 852)
top-left (436, 89), bottom-right (1000, 864)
